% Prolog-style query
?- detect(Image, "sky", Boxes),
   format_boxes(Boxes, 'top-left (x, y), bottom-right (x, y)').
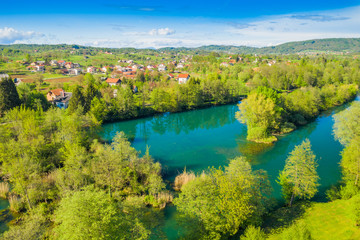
top-left (0, 0), bottom-right (360, 48)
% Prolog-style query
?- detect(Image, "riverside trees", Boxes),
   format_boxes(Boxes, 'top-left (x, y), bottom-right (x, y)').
top-left (278, 139), bottom-right (319, 206)
top-left (174, 157), bottom-right (272, 239)
top-left (237, 84), bottom-right (358, 143)
top-left (0, 107), bottom-right (168, 239)
top-left (334, 102), bottom-right (360, 192)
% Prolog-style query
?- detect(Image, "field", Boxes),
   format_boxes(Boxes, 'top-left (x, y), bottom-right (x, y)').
top-left (266, 198), bottom-right (360, 240)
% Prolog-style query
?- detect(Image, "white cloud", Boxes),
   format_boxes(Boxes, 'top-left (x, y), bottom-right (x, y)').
top-left (149, 28), bottom-right (175, 36)
top-left (0, 27), bottom-right (44, 44)
top-left (225, 6), bottom-right (360, 47)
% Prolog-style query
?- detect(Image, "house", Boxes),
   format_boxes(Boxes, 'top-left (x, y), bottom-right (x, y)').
top-left (50, 60), bottom-right (58, 66)
top-left (229, 59), bottom-right (236, 65)
top-left (65, 62), bottom-right (73, 69)
top-left (14, 78), bottom-right (22, 86)
top-left (73, 63), bottom-right (81, 68)
top-left (0, 73), bottom-right (10, 80)
top-left (68, 68), bottom-right (82, 75)
top-left (58, 60), bottom-right (66, 67)
top-left (87, 66), bottom-right (97, 73)
top-left (158, 63), bottom-right (167, 71)
top-left (101, 66), bottom-right (113, 73)
top-left (47, 88), bottom-right (65, 101)
top-left (168, 73), bottom-right (174, 78)
top-left (106, 78), bottom-right (121, 86)
top-left (177, 74), bottom-right (190, 84)
top-left (58, 69), bottom-right (69, 75)
top-left (47, 88), bottom-right (72, 109)
top-left (176, 63), bottom-right (184, 69)
top-left (27, 65), bottom-right (44, 72)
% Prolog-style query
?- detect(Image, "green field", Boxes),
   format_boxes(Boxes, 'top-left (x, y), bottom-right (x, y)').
top-left (267, 198), bottom-right (360, 240)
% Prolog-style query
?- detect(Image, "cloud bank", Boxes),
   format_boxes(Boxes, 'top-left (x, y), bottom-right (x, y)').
top-left (0, 27), bottom-right (44, 44)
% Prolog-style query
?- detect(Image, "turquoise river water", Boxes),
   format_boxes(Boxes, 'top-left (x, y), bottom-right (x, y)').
top-left (100, 96), bottom-right (359, 239)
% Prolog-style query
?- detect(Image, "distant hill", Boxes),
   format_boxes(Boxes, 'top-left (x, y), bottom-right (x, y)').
top-left (2, 38), bottom-right (360, 55)
top-left (162, 38), bottom-right (360, 54)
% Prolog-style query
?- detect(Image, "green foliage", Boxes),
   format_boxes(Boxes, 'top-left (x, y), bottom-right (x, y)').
top-left (353, 194), bottom-right (360, 227)
top-left (174, 157), bottom-right (271, 239)
top-left (91, 132), bottom-right (165, 198)
top-left (340, 139), bottom-right (360, 188)
top-left (0, 78), bottom-right (21, 116)
top-left (68, 85), bottom-right (85, 113)
top-left (240, 225), bottom-right (267, 240)
top-left (237, 92), bottom-right (281, 142)
top-left (278, 139), bottom-right (319, 206)
top-left (54, 188), bottom-right (150, 240)
top-left (1, 205), bottom-right (49, 240)
top-left (89, 96), bottom-right (108, 122)
top-left (333, 102), bottom-right (360, 146)
top-left (279, 221), bottom-right (313, 240)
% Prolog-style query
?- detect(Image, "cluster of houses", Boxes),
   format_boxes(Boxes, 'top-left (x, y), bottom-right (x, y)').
top-left (26, 60), bottom-right (83, 76)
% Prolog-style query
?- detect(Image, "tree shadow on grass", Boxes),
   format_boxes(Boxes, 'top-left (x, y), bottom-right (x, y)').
top-left (261, 201), bottom-right (312, 233)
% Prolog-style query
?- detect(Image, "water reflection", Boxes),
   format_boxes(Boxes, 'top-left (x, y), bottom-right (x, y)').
top-left (101, 104), bottom-right (238, 143)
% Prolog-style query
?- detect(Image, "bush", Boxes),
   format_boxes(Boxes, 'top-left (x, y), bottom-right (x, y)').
top-left (240, 225), bottom-right (266, 240)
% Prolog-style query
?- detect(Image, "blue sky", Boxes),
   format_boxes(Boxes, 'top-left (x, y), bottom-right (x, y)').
top-left (0, 0), bottom-right (359, 48)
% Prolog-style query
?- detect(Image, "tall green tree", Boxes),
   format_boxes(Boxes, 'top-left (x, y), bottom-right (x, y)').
top-left (236, 92), bottom-right (281, 142)
top-left (84, 81), bottom-right (98, 113)
top-left (0, 77), bottom-right (21, 116)
top-left (278, 139), bottom-right (319, 206)
top-left (174, 157), bottom-right (271, 239)
top-left (68, 85), bottom-right (85, 113)
top-left (333, 102), bottom-right (360, 146)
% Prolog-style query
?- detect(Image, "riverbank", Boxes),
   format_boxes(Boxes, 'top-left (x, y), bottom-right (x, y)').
top-left (238, 84), bottom-right (359, 144)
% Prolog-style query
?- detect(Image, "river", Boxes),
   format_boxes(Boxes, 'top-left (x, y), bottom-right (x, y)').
top-left (100, 97), bottom-right (359, 239)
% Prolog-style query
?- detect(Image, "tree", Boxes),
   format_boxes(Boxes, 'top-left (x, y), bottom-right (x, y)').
top-left (53, 188), bottom-right (150, 240)
top-left (0, 77), bottom-right (21, 116)
top-left (340, 139), bottom-right (360, 188)
top-left (174, 157), bottom-right (271, 239)
top-left (236, 92), bottom-right (281, 142)
top-left (33, 73), bottom-right (44, 92)
top-left (333, 102), bottom-right (360, 146)
top-left (278, 139), bottom-right (319, 206)
top-left (68, 85), bottom-right (85, 113)
top-left (84, 81), bottom-right (98, 113)
top-left (89, 97), bottom-right (108, 122)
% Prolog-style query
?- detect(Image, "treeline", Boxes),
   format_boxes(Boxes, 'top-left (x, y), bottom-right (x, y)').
top-left (67, 73), bottom-right (247, 123)
top-left (237, 84), bottom-right (358, 142)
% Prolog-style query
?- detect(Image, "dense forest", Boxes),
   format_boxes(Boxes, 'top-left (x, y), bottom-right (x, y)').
top-left (0, 48), bottom-right (360, 239)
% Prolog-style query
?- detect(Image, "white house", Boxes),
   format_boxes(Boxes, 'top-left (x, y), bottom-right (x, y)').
top-left (87, 66), bottom-right (97, 73)
top-left (158, 63), bottom-right (167, 71)
top-left (68, 68), bottom-right (82, 75)
top-left (177, 74), bottom-right (190, 84)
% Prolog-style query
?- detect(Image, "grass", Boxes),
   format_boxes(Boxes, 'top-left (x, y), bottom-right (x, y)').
top-left (0, 182), bottom-right (9, 199)
top-left (266, 198), bottom-right (360, 240)
top-left (174, 169), bottom-right (196, 191)
top-left (8, 194), bottom-right (22, 213)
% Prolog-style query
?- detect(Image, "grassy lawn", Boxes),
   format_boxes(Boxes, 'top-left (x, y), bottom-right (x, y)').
top-left (42, 73), bottom-right (64, 79)
top-left (266, 198), bottom-right (360, 240)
